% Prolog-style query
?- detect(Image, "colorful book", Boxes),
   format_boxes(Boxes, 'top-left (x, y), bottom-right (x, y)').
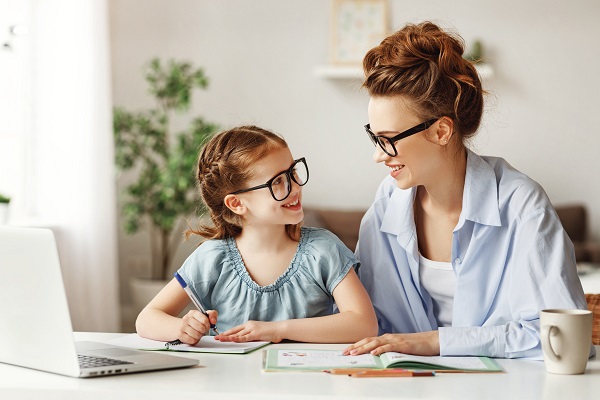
top-left (108, 333), bottom-right (270, 354)
top-left (263, 349), bottom-right (503, 372)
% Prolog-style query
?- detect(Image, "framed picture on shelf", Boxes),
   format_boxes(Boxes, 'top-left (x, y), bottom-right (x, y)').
top-left (330, 0), bottom-right (389, 65)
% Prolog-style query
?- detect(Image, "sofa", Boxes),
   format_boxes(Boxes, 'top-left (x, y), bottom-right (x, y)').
top-left (554, 205), bottom-right (600, 264)
top-left (304, 204), bottom-right (600, 264)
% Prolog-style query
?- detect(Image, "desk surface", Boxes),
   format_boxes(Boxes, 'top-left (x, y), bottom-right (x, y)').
top-left (0, 332), bottom-right (598, 400)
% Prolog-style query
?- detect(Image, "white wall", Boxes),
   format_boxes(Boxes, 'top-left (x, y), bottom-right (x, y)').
top-left (110, 0), bottom-right (600, 298)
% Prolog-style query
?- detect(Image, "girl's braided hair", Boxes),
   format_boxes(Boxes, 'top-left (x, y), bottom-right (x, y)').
top-left (188, 125), bottom-right (301, 241)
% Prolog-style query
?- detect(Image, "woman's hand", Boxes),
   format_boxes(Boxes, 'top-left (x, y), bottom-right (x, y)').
top-left (177, 309), bottom-right (218, 345)
top-left (215, 320), bottom-right (284, 343)
top-left (342, 331), bottom-right (440, 356)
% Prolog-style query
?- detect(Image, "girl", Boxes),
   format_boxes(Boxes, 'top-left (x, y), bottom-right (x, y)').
top-left (343, 21), bottom-right (593, 359)
top-left (136, 125), bottom-right (377, 344)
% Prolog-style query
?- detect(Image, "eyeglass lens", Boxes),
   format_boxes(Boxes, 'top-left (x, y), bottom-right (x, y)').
top-left (270, 160), bottom-right (308, 200)
top-left (376, 137), bottom-right (396, 156)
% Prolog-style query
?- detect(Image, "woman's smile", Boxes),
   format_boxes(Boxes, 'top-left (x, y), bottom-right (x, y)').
top-left (387, 163), bottom-right (405, 178)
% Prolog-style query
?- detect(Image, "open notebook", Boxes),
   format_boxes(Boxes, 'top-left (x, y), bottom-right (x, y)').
top-left (0, 227), bottom-right (198, 378)
top-left (263, 349), bottom-right (502, 372)
top-left (110, 334), bottom-right (270, 354)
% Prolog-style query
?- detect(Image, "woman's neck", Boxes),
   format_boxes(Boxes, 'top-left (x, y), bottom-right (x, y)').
top-left (418, 148), bottom-right (467, 215)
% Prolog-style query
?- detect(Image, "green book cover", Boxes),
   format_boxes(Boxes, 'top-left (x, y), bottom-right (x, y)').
top-left (263, 349), bottom-right (503, 372)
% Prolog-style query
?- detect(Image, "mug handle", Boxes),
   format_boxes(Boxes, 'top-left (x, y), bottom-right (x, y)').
top-left (541, 324), bottom-right (561, 362)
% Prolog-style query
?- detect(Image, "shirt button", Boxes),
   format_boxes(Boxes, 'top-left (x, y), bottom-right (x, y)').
top-left (454, 258), bottom-right (461, 264)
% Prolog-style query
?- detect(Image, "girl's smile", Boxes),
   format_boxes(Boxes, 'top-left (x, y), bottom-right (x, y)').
top-left (282, 196), bottom-right (302, 211)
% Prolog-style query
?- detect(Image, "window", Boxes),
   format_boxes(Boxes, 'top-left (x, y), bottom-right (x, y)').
top-left (0, 1), bottom-right (34, 221)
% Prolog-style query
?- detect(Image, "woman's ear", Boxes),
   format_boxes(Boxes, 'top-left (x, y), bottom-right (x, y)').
top-left (223, 194), bottom-right (246, 216)
top-left (435, 116), bottom-right (454, 145)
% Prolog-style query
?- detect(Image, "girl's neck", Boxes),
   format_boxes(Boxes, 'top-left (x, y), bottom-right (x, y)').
top-left (234, 224), bottom-right (299, 287)
top-left (235, 224), bottom-right (295, 253)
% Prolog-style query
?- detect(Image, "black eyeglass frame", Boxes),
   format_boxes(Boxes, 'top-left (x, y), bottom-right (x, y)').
top-left (230, 157), bottom-right (309, 201)
top-left (365, 119), bottom-right (438, 156)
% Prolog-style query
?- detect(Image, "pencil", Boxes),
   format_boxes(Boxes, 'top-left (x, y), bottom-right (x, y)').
top-left (325, 368), bottom-right (377, 375)
top-left (351, 370), bottom-right (435, 378)
top-left (324, 368), bottom-right (435, 377)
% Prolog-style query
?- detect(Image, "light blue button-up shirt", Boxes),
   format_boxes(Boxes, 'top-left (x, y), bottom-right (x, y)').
top-left (356, 149), bottom-right (593, 359)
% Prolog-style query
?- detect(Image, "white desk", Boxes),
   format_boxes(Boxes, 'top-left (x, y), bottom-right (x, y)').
top-left (0, 333), bottom-right (598, 400)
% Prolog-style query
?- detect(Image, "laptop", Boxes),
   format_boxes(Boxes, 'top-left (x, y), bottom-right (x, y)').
top-left (0, 226), bottom-right (198, 377)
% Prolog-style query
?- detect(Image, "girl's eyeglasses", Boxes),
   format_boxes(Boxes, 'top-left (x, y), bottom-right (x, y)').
top-left (230, 158), bottom-right (309, 201)
top-left (365, 119), bottom-right (438, 156)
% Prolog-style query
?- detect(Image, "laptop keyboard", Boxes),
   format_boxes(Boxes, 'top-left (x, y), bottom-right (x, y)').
top-left (78, 354), bottom-right (134, 369)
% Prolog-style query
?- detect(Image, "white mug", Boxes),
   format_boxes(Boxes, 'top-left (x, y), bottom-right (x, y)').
top-left (540, 309), bottom-right (592, 374)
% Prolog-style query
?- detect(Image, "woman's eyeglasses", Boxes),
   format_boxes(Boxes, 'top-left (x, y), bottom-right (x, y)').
top-left (230, 158), bottom-right (309, 201)
top-left (365, 119), bottom-right (438, 157)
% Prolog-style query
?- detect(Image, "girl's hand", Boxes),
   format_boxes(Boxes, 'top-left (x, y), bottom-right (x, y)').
top-left (342, 331), bottom-right (440, 356)
top-left (215, 320), bottom-right (284, 343)
top-left (177, 309), bottom-right (218, 345)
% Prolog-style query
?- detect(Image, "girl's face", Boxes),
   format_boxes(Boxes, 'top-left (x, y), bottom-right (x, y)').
top-left (237, 147), bottom-right (305, 227)
top-left (367, 95), bottom-right (442, 190)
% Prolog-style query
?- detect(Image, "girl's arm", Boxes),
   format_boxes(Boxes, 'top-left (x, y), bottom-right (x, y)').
top-left (136, 278), bottom-right (217, 344)
top-left (216, 268), bottom-right (378, 343)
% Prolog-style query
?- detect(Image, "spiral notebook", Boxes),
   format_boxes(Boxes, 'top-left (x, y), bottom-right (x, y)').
top-left (109, 333), bottom-right (270, 354)
top-left (0, 227), bottom-right (198, 378)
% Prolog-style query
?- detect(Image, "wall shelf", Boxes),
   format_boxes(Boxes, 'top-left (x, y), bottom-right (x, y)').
top-left (314, 63), bottom-right (494, 81)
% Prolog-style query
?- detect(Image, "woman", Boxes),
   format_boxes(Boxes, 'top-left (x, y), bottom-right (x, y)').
top-left (343, 21), bottom-right (592, 359)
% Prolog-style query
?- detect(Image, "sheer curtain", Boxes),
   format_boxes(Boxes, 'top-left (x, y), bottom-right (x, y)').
top-left (30, 0), bottom-right (119, 331)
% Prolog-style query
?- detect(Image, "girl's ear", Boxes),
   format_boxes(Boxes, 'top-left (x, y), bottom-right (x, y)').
top-left (435, 116), bottom-right (454, 145)
top-left (223, 194), bottom-right (246, 216)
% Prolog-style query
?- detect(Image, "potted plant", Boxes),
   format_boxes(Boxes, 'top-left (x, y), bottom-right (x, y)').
top-left (113, 58), bottom-right (218, 310)
top-left (0, 193), bottom-right (10, 224)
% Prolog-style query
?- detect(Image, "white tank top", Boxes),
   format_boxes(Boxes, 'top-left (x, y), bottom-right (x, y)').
top-left (418, 254), bottom-right (456, 327)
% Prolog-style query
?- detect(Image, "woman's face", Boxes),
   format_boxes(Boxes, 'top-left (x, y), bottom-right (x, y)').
top-left (367, 95), bottom-right (441, 190)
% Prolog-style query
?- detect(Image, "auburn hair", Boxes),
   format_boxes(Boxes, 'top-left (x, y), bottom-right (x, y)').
top-left (187, 125), bottom-right (301, 241)
top-left (363, 21), bottom-right (484, 140)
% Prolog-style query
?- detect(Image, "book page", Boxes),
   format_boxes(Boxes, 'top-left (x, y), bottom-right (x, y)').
top-left (272, 349), bottom-right (380, 369)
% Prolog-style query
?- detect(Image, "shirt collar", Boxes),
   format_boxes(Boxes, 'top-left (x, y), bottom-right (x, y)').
top-left (380, 185), bottom-right (417, 246)
top-left (460, 149), bottom-right (501, 228)
top-left (379, 149), bottom-right (501, 239)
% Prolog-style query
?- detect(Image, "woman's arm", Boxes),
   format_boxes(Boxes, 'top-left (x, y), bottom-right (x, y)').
top-left (135, 278), bottom-right (217, 344)
top-left (346, 206), bottom-right (592, 359)
top-left (434, 207), bottom-right (588, 359)
top-left (216, 268), bottom-right (378, 343)
top-left (343, 331), bottom-right (439, 356)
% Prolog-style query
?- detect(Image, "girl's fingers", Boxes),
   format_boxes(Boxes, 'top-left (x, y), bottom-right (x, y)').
top-left (231, 332), bottom-right (252, 342)
top-left (206, 309), bottom-right (218, 325)
top-left (214, 325), bottom-right (246, 341)
top-left (219, 324), bottom-right (243, 337)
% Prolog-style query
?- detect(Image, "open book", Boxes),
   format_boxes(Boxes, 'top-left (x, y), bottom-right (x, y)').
top-left (108, 333), bottom-right (270, 354)
top-left (263, 349), bottom-right (502, 372)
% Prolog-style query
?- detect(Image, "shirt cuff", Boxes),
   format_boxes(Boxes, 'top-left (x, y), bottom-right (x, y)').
top-left (439, 326), bottom-right (506, 357)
